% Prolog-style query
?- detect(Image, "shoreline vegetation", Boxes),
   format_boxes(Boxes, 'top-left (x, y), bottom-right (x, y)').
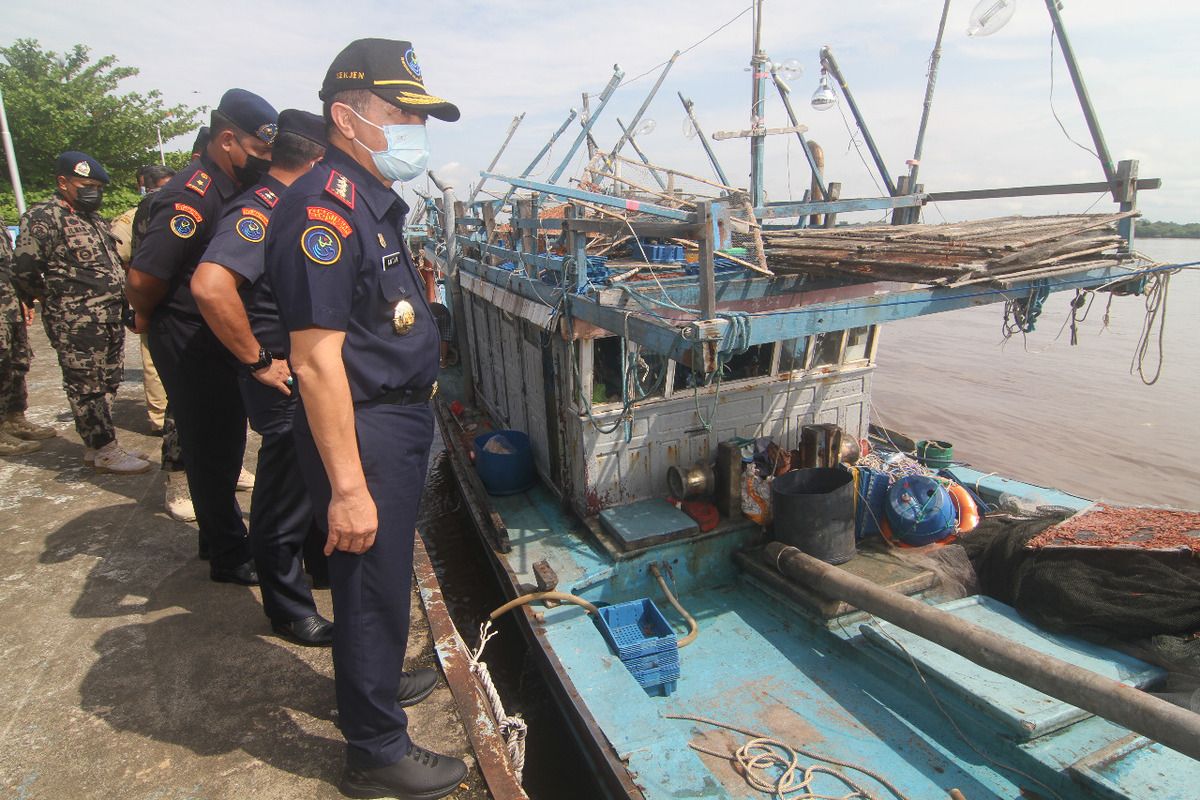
top-left (1136, 221), bottom-right (1200, 238)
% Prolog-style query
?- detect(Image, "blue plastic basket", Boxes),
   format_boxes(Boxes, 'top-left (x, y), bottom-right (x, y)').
top-left (595, 598), bottom-right (678, 661)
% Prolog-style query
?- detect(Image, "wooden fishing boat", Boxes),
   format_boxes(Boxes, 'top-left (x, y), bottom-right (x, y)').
top-left (415, 2), bottom-right (1197, 797)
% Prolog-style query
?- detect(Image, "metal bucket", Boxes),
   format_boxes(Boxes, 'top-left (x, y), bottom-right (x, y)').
top-left (770, 468), bottom-right (857, 565)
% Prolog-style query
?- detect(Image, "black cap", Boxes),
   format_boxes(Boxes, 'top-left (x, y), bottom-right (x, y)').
top-left (55, 151), bottom-right (110, 184)
top-left (190, 126), bottom-right (211, 156)
top-left (216, 88), bottom-right (279, 144)
top-left (319, 38), bottom-right (460, 122)
top-left (278, 109), bottom-right (327, 147)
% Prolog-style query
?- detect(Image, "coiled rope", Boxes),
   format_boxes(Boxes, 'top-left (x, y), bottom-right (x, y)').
top-left (468, 621), bottom-right (527, 779)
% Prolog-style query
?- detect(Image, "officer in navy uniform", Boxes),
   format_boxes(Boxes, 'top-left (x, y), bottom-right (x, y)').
top-left (192, 110), bottom-right (333, 644)
top-left (127, 89), bottom-right (278, 585)
top-left (265, 39), bottom-right (466, 799)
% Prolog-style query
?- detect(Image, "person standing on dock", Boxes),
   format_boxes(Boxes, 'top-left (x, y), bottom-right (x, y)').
top-left (266, 38), bottom-right (465, 799)
top-left (12, 152), bottom-right (147, 472)
top-left (126, 90), bottom-right (277, 584)
top-left (0, 216), bottom-right (55, 456)
top-left (192, 109), bottom-right (332, 645)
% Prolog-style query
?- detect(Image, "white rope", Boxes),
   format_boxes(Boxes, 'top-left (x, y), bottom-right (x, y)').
top-left (469, 621), bottom-right (527, 779)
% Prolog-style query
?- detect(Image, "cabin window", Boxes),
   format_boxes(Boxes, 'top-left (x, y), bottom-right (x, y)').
top-left (844, 326), bottom-right (873, 363)
top-left (720, 343), bottom-right (774, 382)
top-left (810, 331), bottom-right (844, 367)
top-left (629, 346), bottom-right (667, 400)
top-left (778, 337), bottom-right (809, 374)
top-left (591, 337), bottom-right (624, 406)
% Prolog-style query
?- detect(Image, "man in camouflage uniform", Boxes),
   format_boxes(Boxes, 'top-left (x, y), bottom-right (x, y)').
top-left (12, 151), bottom-right (150, 473)
top-left (0, 217), bottom-right (54, 455)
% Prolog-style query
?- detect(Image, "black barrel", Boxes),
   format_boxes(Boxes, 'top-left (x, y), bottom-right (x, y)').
top-left (770, 468), bottom-right (856, 565)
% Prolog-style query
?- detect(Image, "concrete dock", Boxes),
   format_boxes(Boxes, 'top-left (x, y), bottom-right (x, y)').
top-left (0, 323), bottom-right (489, 799)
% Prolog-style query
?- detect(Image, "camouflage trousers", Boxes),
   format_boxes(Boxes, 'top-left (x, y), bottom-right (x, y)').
top-left (42, 314), bottom-right (124, 450)
top-left (0, 295), bottom-right (31, 415)
top-left (161, 408), bottom-right (182, 471)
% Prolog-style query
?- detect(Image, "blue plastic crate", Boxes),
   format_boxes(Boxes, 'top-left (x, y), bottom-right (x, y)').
top-left (623, 649), bottom-right (679, 675)
top-left (643, 679), bottom-right (677, 697)
top-left (595, 598), bottom-right (678, 661)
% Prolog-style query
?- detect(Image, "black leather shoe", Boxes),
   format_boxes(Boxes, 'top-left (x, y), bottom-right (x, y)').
top-left (338, 743), bottom-right (467, 800)
top-left (397, 668), bottom-right (438, 708)
top-left (209, 561), bottom-right (259, 586)
top-left (271, 614), bottom-right (334, 647)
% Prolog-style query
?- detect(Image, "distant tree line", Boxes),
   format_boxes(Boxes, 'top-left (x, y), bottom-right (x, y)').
top-left (1137, 220), bottom-right (1200, 238)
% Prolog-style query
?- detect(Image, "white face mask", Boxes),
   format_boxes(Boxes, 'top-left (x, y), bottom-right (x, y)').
top-left (346, 106), bottom-right (429, 183)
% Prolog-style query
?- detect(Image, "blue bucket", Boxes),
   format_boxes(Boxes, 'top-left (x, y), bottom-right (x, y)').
top-left (473, 430), bottom-right (535, 495)
top-left (884, 475), bottom-right (957, 546)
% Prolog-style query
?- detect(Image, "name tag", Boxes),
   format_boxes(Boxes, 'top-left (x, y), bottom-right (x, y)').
top-left (382, 251), bottom-right (402, 271)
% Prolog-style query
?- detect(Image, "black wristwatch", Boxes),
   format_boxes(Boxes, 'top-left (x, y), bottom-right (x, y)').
top-left (243, 346), bottom-right (274, 373)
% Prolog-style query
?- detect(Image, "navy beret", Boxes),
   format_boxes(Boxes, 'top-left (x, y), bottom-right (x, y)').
top-left (320, 38), bottom-right (460, 122)
top-left (216, 88), bottom-right (279, 144)
top-left (55, 151), bottom-right (110, 184)
top-left (278, 109), bottom-right (326, 148)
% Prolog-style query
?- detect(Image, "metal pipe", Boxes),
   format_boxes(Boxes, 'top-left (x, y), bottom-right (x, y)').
top-left (1044, 0), bottom-right (1117, 186)
top-left (749, 0), bottom-right (768, 207)
top-left (678, 92), bottom-right (731, 187)
top-left (501, 109), bottom-right (577, 209)
top-left (549, 66), bottom-right (623, 185)
top-left (763, 542), bottom-right (1200, 762)
top-left (769, 71), bottom-right (828, 200)
top-left (820, 47), bottom-right (897, 197)
top-left (429, 172), bottom-right (475, 404)
top-left (0, 89), bottom-right (27, 216)
top-left (469, 112), bottom-right (525, 206)
top-left (608, 51), bottom-right (680, 165)
top-left (616, 118), bottom-right (667, 190)
top-left (907, 0), bottom-right (952, 200)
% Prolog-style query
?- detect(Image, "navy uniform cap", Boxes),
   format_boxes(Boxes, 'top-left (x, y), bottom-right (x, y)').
top-left (319, 38), bottom-right (460, 122)
top-left (217, 88), bottom-right (279, 145)
top-left (55, 151), bottom-right (110, 184)
top-left (278, 109), bottom-right (327, 147)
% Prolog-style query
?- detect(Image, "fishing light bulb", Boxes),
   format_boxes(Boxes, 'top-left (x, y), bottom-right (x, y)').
top-left (967, 0), bottom-right (1016, 37)
top-left (811, 71), bottom-right (837, 111)
top-left (634, 118), bottom-right (657, 137)
top-left (682, 117), bottom-right (698, 139)
top-left (778, 58), bottom-right (804, 80)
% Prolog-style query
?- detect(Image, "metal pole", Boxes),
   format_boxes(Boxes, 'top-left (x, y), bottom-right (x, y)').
top-left (501, 109), bottom-right (577, 209)
top-left (428, 170), bottom-right (475, 403)
top-left (769, 72), bottom-right (828, 200)
top-left (749, 0), bottom-right (768, 208)
top-left (764, 543), bottom-right (1200, 763)
top-left (1044, 0), bottom-right (1117, 187)
top-left (607, 51), bottom-right (680, 164)
top-left (549, 66), bottom-right (623, 185)
top-left (469, 112), bottom-right (525, 206)
top-left (156, 124), bottom-right (166, 166)
top-left (616, 118), bottom-right (667, 190)
top-left (678, 92), bottom-right (731, 187)
top-left (820, 47), bottom-right (898, 197)
top-left (0, 89), bottom-right (27, 216)
top-left (907, 0), bottom-right (952, 195)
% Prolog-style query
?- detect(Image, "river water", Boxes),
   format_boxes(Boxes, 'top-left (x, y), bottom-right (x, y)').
top-left (872, 238), bottom-right (1199, 509)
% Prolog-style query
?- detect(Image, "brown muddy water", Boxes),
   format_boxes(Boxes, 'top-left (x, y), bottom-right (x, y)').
top-left (872, 238), bottom-right (1199, 509)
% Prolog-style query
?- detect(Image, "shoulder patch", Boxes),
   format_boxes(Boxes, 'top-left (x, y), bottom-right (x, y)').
top-left (174, 202), bottom-right (204, 224)
top-left (253, 186), bottom-right (279, 208)
top-left (241, 207), bottom-right (270, 226)
top-left (236, 215), bottom-right (267, 243)
top-left (324, 171), bottom-right (356, 210)
top-left (185, 170), bottom-right (212, 196)
top-left (170, 214), bottom-right (197, 239)
top-left (301, 224), bottom-right (342, 266)
top-left (307, 206), bottom-right (353, 238)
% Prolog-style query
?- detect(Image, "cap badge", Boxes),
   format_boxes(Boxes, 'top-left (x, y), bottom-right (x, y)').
top-left (256, 123), bottom-right (278, 145)
top-left (74, 161), bottom-right (91, 177)
top-left (403, 49), bottom-right (422, 79)
top-left (392, 299), bottom-right (416, 335)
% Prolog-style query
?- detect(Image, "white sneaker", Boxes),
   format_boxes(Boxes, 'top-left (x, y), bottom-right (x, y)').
top-left (84, 447), bottom-right (150, 466)
top-left (165, 471), bottom-right (196, 522)
top-left (92, 441), bottom-right (153, 475)
top-left (237, 466), bottom-right (255, 491)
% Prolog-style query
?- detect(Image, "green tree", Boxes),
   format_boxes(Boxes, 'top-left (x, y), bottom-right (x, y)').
top-left (0, 39), bottom-right (202, 222)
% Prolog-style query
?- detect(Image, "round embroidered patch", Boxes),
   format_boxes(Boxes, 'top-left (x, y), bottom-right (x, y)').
top-left (236, 216), bottom-right (266, 243)
top-left (302, 224), bottom-right (341, 265)
top-left (404, 48), bottom-right (422, 78)
top-left (170, 214), bottom-right (197, 239)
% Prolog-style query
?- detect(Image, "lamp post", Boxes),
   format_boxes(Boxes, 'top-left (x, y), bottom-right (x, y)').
top-left (0, 88), bottom-right (27, 216)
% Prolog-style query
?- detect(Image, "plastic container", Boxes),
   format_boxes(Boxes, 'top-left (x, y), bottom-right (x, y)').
top-left (885, 475), bottom-right (957, 546)
top-left (473, 430), bottom-right (535, 495)
top-left (853, 466), bottom-right (890, 539)
top-left (594, 598), bottom-right (678, 660)
top-left (916, 439), bottom-right (954, 469)
top-left (770, 468), bottom-right (857, 565)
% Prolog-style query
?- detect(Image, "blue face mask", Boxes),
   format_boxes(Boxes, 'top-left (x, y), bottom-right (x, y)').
top-left (348, 107), bottom-right (429, 183)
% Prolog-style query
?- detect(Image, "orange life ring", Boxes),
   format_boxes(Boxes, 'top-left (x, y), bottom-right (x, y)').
top-left (947, 483), bottom-right (980, 534)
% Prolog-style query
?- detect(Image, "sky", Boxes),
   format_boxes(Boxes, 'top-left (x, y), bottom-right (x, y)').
top-left (5, 0), bottom-right (1199, 223)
